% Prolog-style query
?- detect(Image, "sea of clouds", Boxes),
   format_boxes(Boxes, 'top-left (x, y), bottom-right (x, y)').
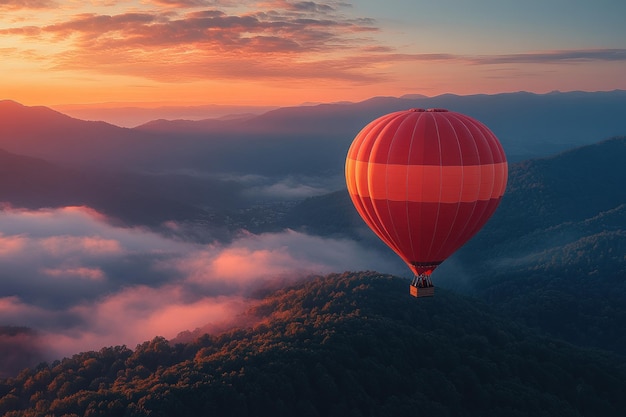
top-left (0, 205), bottom-right (400, 374)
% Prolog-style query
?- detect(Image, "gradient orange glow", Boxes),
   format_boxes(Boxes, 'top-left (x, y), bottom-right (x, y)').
top-left (1, 0), bottom-right (625, 112)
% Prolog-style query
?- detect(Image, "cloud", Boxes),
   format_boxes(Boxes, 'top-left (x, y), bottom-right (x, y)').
top-left (1, 1), bottom-right (623, 91)
top-left (150, 0), bottom-right (238, 6)
top-left (250, 181), bottom-right (328, 199)
top-left (47, 286), bottom-right (249, 357)
top-left (233, 174), bottom-right (343, 200)
top-left (0, 206), bottom-right (397, 373)
top-left (0, 2), bottom-right (380, 83)
top-left (0, 0), bottom-right (57, 10)
top-left (468, 48), bottom-right (626, 65)
top-left (347, 49), bottom-right (626, 68)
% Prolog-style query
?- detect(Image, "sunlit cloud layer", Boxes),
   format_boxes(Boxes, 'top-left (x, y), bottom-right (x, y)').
top-left (2, 0), bottom-right (623, 107)
top-left (0, 206), bottom-right (396, 367)
top-left (0, 2), bottom-right (380, 83)
top-left (0, 0), bottom-right (57, 9)
top-left (4, 6), bottom-right (624, 83)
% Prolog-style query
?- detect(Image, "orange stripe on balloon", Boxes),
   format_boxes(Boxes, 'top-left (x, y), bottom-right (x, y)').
top-left (346, 160), bottom-right (507, 203)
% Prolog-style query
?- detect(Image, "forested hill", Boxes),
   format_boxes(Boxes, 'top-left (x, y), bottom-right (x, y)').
top-left (467, 135), bottom-right (626, 249)
top-left (2, 272), bottom-right (626, 417)
top-left (458, 136), bottom-right (626, 354)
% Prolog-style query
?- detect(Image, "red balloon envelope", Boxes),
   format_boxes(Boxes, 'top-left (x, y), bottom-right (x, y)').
top-left (345, 109), bottom-right (507, 291)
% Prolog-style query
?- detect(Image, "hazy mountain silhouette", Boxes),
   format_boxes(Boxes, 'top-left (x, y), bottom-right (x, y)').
top-left (135, 90), bottom-right (626, 163)
top-left (1, 272), bottom-right (625, 416)
top-left (0, 100), bottom-right (142, 169)
top-left (0, 148), bottom-right (216, 226)
top-left (52, 103), bottom-right (277, 128)
top-left (3, 91), bottom-right (626, 176)
top-left (0, 100), bottom-right (206, 173)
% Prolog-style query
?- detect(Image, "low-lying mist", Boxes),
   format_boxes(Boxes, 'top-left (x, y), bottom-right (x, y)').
top-left (0, 205), bottom-right (400, 375)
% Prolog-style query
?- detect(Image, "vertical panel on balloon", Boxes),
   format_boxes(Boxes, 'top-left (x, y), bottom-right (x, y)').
top-left (465, 198), bottom-right (502, 239)
top-left (407, 113), bottom-right (429, 166)
top-left (462, 118), bottom-right (495, 165)
top-left (406, 201), bottom-right (441, 263)
top-left (426, 202), bottom-right (461, 261)
top-left (445, 198), bottom-right (499, 257)
top-left (411, 113), bottom-right (444, 166)
top-left (430, 201), bottom-right (477, 261)
top-left (447, 113), bottom-right (481, 165)
top-left (432, 112), bottom-right (463, 166)
top-left (369, 113), bottom-right (413, 164)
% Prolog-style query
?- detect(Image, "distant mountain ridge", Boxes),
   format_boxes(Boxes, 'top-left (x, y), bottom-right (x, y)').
top-left (0, 100), bottom-right (147, 169)
top-left (2, 91), bottom-right (626, 175)
top-left (134, 90), bottom-right (626, 161)
top-left (0, 147), bottom-right (210, 226)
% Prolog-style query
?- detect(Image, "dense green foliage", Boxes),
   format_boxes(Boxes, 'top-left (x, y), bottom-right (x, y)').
top-left (2, 272), bottom-right (626, 417)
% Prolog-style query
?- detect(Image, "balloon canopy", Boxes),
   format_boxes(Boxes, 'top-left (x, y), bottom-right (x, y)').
top-left (345, 108), bottom-right (507, 278)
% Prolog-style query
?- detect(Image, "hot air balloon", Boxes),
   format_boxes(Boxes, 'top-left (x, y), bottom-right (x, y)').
top-left (345, 108), bottom-right (507, 297)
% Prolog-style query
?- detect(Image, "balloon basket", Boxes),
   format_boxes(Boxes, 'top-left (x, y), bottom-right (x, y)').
top-left (410, 285), bottom-right (435, 298)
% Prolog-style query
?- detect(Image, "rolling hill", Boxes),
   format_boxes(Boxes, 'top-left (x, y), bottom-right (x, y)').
top-left (1, 272), bottom-right (625, 416)
top-left (458, 136), bottom-right (626, 354)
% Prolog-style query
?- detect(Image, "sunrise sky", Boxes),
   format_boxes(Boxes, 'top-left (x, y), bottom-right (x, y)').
top-left (1, 0), bottom-right (625, 110)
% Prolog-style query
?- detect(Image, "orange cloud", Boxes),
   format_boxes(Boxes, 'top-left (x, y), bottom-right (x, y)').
top-left (0, 296), bottom-right (28, 315)
top-left (0, 234), bottom-right (27, 257)
top-left (0, 0), bottom-right (57, 10)
top-left (1, 3), bottom-right (380, 83)
top-left (50, 285), bottom-right (249, 354)
top-left (150, 0), bottom-right (237, 6)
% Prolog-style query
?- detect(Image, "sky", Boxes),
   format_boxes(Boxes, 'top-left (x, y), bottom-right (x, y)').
top-left (1, 0), bottom-right (625, 110)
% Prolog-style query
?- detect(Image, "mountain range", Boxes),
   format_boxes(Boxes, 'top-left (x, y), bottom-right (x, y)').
top-left (0, 148), bottom-right (213, 226)
top-left (1, 92), bottom-right (626, 414)
top-left (2, 90), bottom-right (626, 176)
